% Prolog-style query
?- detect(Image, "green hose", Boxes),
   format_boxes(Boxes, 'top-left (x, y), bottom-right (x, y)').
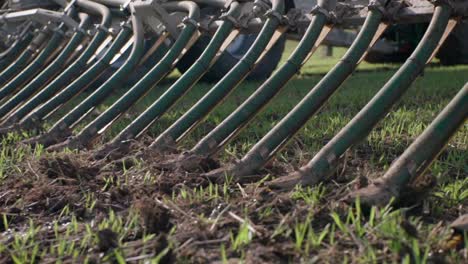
top-left (0, 33), bottom-right (34, 72)
top-left (190, 9), bottom-right (330, 157)
top-left (0, 31), bottom-right (65, 101)
top-left (103, 3), bottom-right (240, 151)
top-left (203, 7), bottom-right (387, 179)
top-left (380, 83), bottom-right (467, 189)
top-left (349, 82), bottom-right (467, 206)
top-left (42, 4), bottom-right (145, 147)
top-left (0, 31), bottom-right (49, 86)
top-left (0, 16), bottom-right (90, 121)
top-left (290, 4), bottom-right (452, 187)
top-left (70, 10), bottom-right (201, 148)
top-left (65, 1), bottom-right (203, 148)
top-left (19, 27), bottom-right (132, 132)
top-left (1, 1), bottom-right (113, 126)
top-left (147, 1), bottom-right (285, 150)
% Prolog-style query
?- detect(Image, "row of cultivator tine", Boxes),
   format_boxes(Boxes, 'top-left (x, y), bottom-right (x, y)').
top-left (0, 0), bottom-right (466, 211)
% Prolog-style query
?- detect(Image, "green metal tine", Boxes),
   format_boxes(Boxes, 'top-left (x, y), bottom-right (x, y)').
top-left (98, 1), bottom-right (242, 156)
top-left (0, 13), bottom-right (91, 121)
top-left (115, 0), bottom-right (286, 152)
top-left (204, 0), bottom-right (447, 180)
top-left (347, 82), bottom-right (467, 206)
top-left (0, 30), bottom-right (49, 87)
top-left (33, 2), bottom-right (146, 148)
top-left (272, 2), bottom-right (456, 189)
top-left (0, 0), bottom-right (113, 128)
top-left (0, 30), bottom-right (66, 101)
top-left (64, 1), bottom-right (203, 150)
top-left (0, 31), bottom-right (34, 73)
top-left (183, 2), bottom-right (336, 162)
top-left (19, 25), bottom-right (132, 146)
top-left (0, 6), bottom-right (81, 100)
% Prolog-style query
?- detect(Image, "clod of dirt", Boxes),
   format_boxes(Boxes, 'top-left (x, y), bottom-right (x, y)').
top-left (245, 244), bottom-right (295, 263)
top-left (451, 214), bottom-right (468, 232)
top-left (400, 219), bottom-right (419, 238)
top-left (135, 198), bottom-right (172, 234)
top-left (109, 186), bottom-right (131, 205)
top-left (97, 228), bottom-right (119, 252)
top-left (39, 155), bottom-right (99, 180)
top-left (153, 234), bottom-right (173, 263)
top-left (343, 180), bottom-right (398, 208)
top-left (441, 214), bottom-right (468, 250)
top-left (0, 208), bottom-right (25, 232)
top-left (164, 152), bottom-right (220, 173)
top-left (399, 174), bottom-right (437, 206)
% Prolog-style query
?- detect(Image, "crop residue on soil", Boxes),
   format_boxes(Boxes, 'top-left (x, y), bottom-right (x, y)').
top-left (0, 142), bottom-right (466, 263)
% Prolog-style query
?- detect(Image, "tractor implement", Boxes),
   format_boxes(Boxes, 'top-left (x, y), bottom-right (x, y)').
top-left (202, 2), bottom-right (453, 182)
top-left (0, 12), bottom-right (91, 120)
top-left (174, 0), bottom-right (340, 169)
top-left (0, 0), bottom-right (113, 128)
top-left (59, 1), bottom-right (203, 150)
top-left (0, 0), bottom-right (463, 203)
top-left (0, 30), bottom-right (66, 101)
top-left (23, 2), bottom-right (144, 148)
top-left (0, 6), bottom-right (82, 100)
top-left (198, 2), bottom-right (390, 178)
top-left (0, 30), bottom-right (49, 86)
top-left (346, 82), bottom-right (467, 206)
top-left (132, 0), bottom-right (286, 153)
top-left (270, 1), bottom-right (459, 189)
top-left (0, 24), bottom-right (34, 72)
top-left (95, 1), bottom-right (243, 158)
top-left (149, 0), bottom-right (349, 171)
top-left (0, 7), bottom-right (83, 85)
top-left (19, 24), bottom-right (132, 145)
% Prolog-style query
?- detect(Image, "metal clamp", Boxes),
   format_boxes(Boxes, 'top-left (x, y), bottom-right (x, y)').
top-left (283, 8), bottom-right (303, 28)
top-left (182, 17), bottom-right (198, 27)
top-left (264, 10), bottom-right (283, 21)
top-left (64, 0), bottom-right (78, 13)
top-left (121, 0), bottom-right (134, 11)
top-left (223, 0), bottom-right (234, 10)
top-left (368, 0), bottom-right (388, 15)
top-left (369, 0), bottom-right (408, 22)
top-left (219, 13), bottom-right (238, 27)
top-left (96, 24), bottom-right (111, 34)
top-left (47, 21), bottom-right (65, 35)
top-left (310, 5), bottom-right (332, 20)
top-left (120, 19), bottom-right (132, 29)
top-left (253, 0), bottom-right (270, 13)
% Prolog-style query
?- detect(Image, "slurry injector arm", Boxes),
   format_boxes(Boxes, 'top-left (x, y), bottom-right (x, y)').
top-left (0, 0), bottom-right (114, 128)
top-left (0, 12), bottom-right (91, 119)
top-left (0, 23), bottom-right (35, 72)
top-left (17, 26), bottom-right (131, 145)
top-left (267, 0), bottom-right (467, 191)
top-left (61, 0), bottom-right (204, 150)
top-left (0, 6), bottom-right (83, 101)
top-left (346, 82), bottom-right (467, 206)
top-left (185, 0), bottom-right (340, 160)
top-left (92, 0), bottom-right (242, 157)
top-left (0, 7), bottom-right (84, 87)
top-left (21, 4), bottom-right (142, 147)
top-left (108, 0), bottom-right (286, 154)
top-left (41, 1), bottom-right (145, 148)
top-left (202, 0), bottom-right (465, 181)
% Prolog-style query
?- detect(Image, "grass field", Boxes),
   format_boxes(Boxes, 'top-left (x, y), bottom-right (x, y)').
top-left (0, 41), bottom-right (466, 263)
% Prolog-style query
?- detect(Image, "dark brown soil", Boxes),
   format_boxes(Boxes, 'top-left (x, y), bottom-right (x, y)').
top-left (0, 141), bottom-right (466, 263)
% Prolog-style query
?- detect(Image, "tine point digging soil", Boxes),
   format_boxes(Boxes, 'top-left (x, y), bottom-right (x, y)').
top-left (342, 179), bottom-right (399, 208)
top-left (1, 0), bottom-right (467, 262)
